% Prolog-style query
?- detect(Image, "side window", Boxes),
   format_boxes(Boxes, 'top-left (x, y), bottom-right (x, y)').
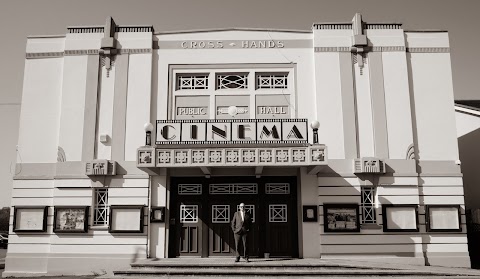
top-left (93, 188), bottom-right (109, 226)
top-left (361, 187), bottom-right (376, 224)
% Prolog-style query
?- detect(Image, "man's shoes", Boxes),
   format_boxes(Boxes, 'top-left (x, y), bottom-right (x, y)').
top-left (245, 257), bottom-right (250, 262)
top-left (234, 257), bottom-right (240, 262)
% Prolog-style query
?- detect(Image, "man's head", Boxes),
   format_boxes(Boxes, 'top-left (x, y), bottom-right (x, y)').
top-left (239, 203), bottom-right (245, 212)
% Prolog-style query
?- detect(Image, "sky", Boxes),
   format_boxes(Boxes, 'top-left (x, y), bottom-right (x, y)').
top-left (0, 0), bottom-right (480, 206)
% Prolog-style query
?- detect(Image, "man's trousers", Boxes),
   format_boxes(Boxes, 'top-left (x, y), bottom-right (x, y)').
top-left (234, 233), bottom-right (248, 258)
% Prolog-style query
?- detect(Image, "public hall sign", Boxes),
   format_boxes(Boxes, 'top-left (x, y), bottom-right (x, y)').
top-left (155, 119), bottom-right (308, 145)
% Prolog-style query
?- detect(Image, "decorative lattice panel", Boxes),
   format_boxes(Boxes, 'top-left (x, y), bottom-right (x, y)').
top-left (237, 204), bottom-right (255, 223)
top-left (275, 149), bottom-right (290, 163)
top-left (259, 149), bottom-right (274, 163)
top-left (217, 73), bottom-right (248, 89)
top-left (209, 184), bottom-right (258, 194)
top-left (174, 150), bottom-right (189, 164)
top-left (256, 73), bottom-right (288, 89)
top-left (241, 149), bottom-right (257, 163)
top-left (225, 149), bottom-right (240, 163)
top-left (153, 146), bottom-right (327, 167)
top-left (177, 74), bottom-right (208, 90)
top-left (266, 183), bottom-right (290, 194)
top-left (191, 150), bottom-right (206, 164)
top-left (158, 150), bottom-right (172, 164)
top-left (361, 187), bottom-right (376, 224)
top-left (292, 149), bottom-right (307, 163)
top-left (269, 204), bottom-right (288, 223)
top-left (212, 205), bottom-right (230, 223)
top-left (180, 205), bottom-right (198, 223)
top-left (178, 184), bottom-right (202, 195)
top-left (208, 150), bottom-right (224, 164)
top-left (310, 148), bottom-right (326, 163)
top-left (94, 189), bottom-right (108, 226)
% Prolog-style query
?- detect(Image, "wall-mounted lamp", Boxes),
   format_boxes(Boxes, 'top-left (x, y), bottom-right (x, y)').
top-left (144, 123), bottom-right (153, 146)
top-left (310, 120), bottom-right (320, 144)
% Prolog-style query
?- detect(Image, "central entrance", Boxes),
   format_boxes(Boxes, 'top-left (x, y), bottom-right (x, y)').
top-left (169, 176), bottom-right (298, 258)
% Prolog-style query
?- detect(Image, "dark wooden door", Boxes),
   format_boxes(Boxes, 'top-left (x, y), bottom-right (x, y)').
top-left (209, 201), bottom-right (234, 256)
top-left (208, 199), bottom-right (260, 257)
top-left (176, 201), bottom-right (203, 256)
top-left (169, 176), bottom-right (297, 258)
top-left (265, 202), bottom-right (293, 257)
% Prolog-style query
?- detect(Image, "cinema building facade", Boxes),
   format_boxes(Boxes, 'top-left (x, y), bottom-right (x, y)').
top-left (4, 14), bottom-right (470, 276)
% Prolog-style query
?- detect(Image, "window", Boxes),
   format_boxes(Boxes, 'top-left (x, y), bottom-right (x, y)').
top-left (216, 73), bottom-right (248, 89)
top-left (266, 183), bottom-right (290, 194)
top-left (256, 72), bottom-right (288, 89)
top-left (209, 183), bottom-right (258, 194)
top-left (361, 187), bottom-right (376, 224)
top-left (212, 205), bottom-right (230, 223)
top-left (177, 74), bottom-right (209, 90)
top-left (93, 188), bottom-right (109, 226)
top-left (269, 204), bottom-right (288, 222)
top-left (180, 205), bottom-right (198, 223)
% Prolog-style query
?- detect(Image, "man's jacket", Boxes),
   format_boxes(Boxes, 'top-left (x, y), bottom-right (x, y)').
top-left (231, 211), bottom-right (252, 234)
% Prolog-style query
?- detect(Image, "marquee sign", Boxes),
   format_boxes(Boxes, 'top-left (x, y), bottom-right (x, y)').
top-left (155, 119), bottom-right (308, 145)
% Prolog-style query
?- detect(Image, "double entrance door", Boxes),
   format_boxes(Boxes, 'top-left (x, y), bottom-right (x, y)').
top-left (169, 176), bottom-right (298, 258)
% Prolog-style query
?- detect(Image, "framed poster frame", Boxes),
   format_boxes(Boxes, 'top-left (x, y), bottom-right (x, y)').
top-left (302, 205), bottom-right (318, 222)
top-left (151, 206), bottom-right (166, 223)
top-left (426, 205), bottom-right (462, 232)
top-left (53, 206), bottom-right (89, 233)
top-left (109, 205), bottom-right (144, 233)
top-left (323, 204), bottom-right (360, 232)
top-left (13, 206), bottom-right (48, 232)
top-left (382, 204), bottom-right (419, 232)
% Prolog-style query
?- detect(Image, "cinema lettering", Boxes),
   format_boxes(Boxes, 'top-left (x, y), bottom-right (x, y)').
top-left (156, 119), bottom-right (307, 144)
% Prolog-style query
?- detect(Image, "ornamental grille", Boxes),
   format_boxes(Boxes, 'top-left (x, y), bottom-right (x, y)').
top-left (178, 184), bottom-right (202, 195)
top-left (237, 204), bottom-right (255, 223)
top-left (209, 183), bottom-right (258, 194)
top-left (266, 183), bottom-right (290, 194)
top-left (361, 187), bottom-right (376, 224)
top-left (256, 73), bottom-right (288, 89)
top-left (269, 204), bottom-right (288, 222)
top-left (93, 188), bottom-right (108, 226)
top-left (216, 73), bottom-right (248, 89)
top-left (177, 74), bottom-right (208, 90)
top-left (212, 205), bottom-right (230, 223)
top-left (180, 205), bottom-right (198, 223)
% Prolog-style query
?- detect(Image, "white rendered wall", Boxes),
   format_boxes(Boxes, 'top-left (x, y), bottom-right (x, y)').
top-left (6, 177), bottom-right (150, 276)
top-left (318, 175), bottom-right (469, 267)
top-left (154, 31), bottom-right (316, 142)
top-left (150, 174), bottom-right (168, 258)
top-left (299, 167), bottom-right (320, 258)
top-left (58, 55), bottom-right (88, 161)
top-left (408, 53), bottom-right (459, 161)
top-left (95, 62), bottom-right (116, 160)
top-left (124, 54), bottom-right (152, 161)
top-left (313, 52), bottom-right (345, 158)
top-left (356, 58), bottom-right (374, 157)
top-left (17, 58), bottom-right (63, 163)
top-left (382, 52), bottom-right (414, 159)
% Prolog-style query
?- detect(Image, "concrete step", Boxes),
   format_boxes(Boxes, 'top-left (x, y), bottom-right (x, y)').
top-left (130, 262), bottom-right (377, 270)
top-left (112, 268), bottom-right (470, 277)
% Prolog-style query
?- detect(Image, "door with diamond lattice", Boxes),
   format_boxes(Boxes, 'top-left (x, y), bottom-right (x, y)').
top-left (175, 202), bottom-right (203, 257)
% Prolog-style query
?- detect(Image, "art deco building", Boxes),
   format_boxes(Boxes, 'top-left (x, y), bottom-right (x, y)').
top-left (4, 14), bottom-right (470, 276)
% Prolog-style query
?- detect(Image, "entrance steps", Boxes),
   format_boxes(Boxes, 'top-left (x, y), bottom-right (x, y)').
top-left (104, 258), bottom-right (480, 278)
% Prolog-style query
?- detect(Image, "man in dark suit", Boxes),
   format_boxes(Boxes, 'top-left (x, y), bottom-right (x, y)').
top-left (231, 203), bottom-right (251, 262)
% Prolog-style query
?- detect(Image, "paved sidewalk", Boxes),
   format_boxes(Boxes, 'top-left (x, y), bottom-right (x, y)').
top-left (1, 257), bottom-right (480, 278)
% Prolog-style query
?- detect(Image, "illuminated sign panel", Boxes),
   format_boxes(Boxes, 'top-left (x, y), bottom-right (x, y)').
top-left (156, 119), bottom-right (308, 145)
